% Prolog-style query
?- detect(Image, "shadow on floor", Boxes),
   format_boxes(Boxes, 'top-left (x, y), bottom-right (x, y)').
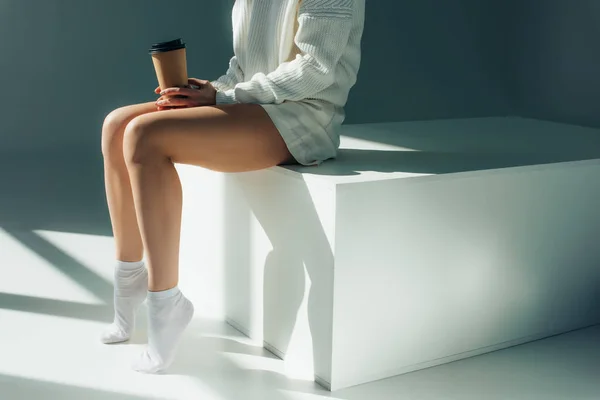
top-left (168, 318), bottom-right (332, 400)
top-left (0, 223), bottom-right (322, 399)
top-left (3, 229), bottom-right (113, 301)
top-left (0, 228), bottom-right (113, 321)
top-left (0, 373), bottom-right (157, 400)
top-left (0, 292), bottom-right (112, 323)
top-left (1, 229), bottom-right (597, 400)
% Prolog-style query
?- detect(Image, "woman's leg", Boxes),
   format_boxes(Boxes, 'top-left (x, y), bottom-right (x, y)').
top-left (102, 102), bottom-right (158, 261)
top-left (122, 103), bottom-right (292, 372)
top-left (100, 102), bottom-right (158, 344)
top-left (124, 103), bottom-right (292, 291)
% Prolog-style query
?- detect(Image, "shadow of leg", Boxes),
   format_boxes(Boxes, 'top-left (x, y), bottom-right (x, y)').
top-left (222, 174), bottom-right (255, 335)
top-left (233, 171), bottom-right (336, 388)
top-left (263, 248), bottom-right (305, 357)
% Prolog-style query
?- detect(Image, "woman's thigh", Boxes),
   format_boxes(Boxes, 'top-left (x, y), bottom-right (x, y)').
top-left (124, 103), bottom-right (294, 173)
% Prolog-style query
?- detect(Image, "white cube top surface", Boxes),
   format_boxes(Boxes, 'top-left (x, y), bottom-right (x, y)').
top-left (277, 117), bottom-right (600, 185)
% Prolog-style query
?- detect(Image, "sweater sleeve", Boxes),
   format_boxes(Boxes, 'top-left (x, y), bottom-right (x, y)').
top-left (215, 0), bottom-right (354, 105)
top-left (211, 55), bottom-right (244, 92)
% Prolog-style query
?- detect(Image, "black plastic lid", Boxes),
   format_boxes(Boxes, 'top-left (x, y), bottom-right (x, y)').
top-left (149, 38), bottom-right (186, 54)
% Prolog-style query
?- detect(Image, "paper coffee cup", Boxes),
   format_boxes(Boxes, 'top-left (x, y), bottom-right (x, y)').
top-left (149, 39), bottom-right (188, 90)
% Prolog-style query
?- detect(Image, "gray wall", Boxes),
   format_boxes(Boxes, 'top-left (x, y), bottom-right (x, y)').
top-left (0, 0), bottom-right (233, 152)
top-left (0, 0), bottom-right (515, 152)
top-left (515, 0), bottom-right (600, 128)
top-left (3, 0), bottom-right (596, 151)
top-left (346, 0), bottom-right (514, 124)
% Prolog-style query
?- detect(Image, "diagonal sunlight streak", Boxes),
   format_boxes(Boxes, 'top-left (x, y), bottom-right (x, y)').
top-left (4, 230), bottom-right (113, 302)
top-left (0, 292), bottom-right (112, 323)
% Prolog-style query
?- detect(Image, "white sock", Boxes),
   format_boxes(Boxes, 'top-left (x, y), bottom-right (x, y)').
top-left (100, 260), bottom-right (148, 344)
top-left (132, 286), bottom-right (194, 374)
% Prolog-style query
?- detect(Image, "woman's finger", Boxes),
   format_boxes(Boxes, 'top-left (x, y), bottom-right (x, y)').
top-left (188, 78), bottom-right (209, 87)
top-left (157, 97), bottom-right (196, 107)
top-left (155, 86), bottom-right (161, 94)
top-left (160, 87), bottom-right (198, 97)
top-left (157, 105), bottom-right (183, 111)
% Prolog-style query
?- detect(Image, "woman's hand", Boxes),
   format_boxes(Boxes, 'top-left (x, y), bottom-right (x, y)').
top-left (155, 78), bottom-right (217, 110)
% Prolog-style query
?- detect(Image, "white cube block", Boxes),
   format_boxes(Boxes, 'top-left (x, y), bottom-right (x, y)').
top-left (179, 117), bottom-right (600, 390)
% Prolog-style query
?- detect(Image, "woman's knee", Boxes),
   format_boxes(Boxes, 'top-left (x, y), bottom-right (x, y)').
top-left (123, 115), bottom-right (167, 165)
top-left (102, 103), bottom-right (156, 160)
top-left (101, 107), bottom-right (131, 160)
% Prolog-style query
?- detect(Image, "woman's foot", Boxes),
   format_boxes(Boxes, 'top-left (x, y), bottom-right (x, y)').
top-left (132, 286), bottom-right (194, 374)
top-left (100, 260), bottom-right (148, 344)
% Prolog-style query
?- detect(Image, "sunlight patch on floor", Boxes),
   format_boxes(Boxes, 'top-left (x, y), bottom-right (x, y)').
top-left (35, 230), bottom-right (116, 282)
top-left (0, 309), bottom-right (226, 400)
top-left (0, 229), bottom-right (103, 304)
top-left (1, 227), bottom-right (598, 400)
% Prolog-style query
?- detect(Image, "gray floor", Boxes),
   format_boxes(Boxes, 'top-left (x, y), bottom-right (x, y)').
top-left (1, 153), bottom-right (599, 399)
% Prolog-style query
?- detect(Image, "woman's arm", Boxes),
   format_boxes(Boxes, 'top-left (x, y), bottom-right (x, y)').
top-left (211, 55), bottom-right (244, 92)
top-left (215, 0), bottom-right (354, 105)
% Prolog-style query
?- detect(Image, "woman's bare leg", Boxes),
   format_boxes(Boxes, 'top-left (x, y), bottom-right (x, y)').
top-left (122, 103), bottom-right (292, 372)
top-left (123, 103), bottom-right (292, 291)
top-left (100, 102), bottom-right (158, 344)
top-left (102, 102), bottom-right (158, 261)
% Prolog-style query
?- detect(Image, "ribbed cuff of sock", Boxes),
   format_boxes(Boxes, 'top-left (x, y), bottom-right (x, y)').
top-left (117, 260), bottom-right (145, 271)
top-left (147, 286), bottom-right (180, 301)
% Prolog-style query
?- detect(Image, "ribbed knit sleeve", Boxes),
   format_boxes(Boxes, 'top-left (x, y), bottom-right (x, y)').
top-left (216, 0), bottom-right (354, 105)
top-left (211, 56), bottom-right (244, 92)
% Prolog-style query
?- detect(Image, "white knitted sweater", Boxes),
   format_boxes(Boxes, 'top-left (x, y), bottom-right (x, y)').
top-left (213, 0), bottom-right (364, 108)
top-left (211, 0), bottom-right (364, 165)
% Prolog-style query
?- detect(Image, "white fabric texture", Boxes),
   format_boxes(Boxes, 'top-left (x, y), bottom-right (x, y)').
top-left (100, 260), bottom-right (147, 344)
top-left (133, 286), bottom-right (194, 373)
top-left (211, 0), bottom-right (365, 165)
